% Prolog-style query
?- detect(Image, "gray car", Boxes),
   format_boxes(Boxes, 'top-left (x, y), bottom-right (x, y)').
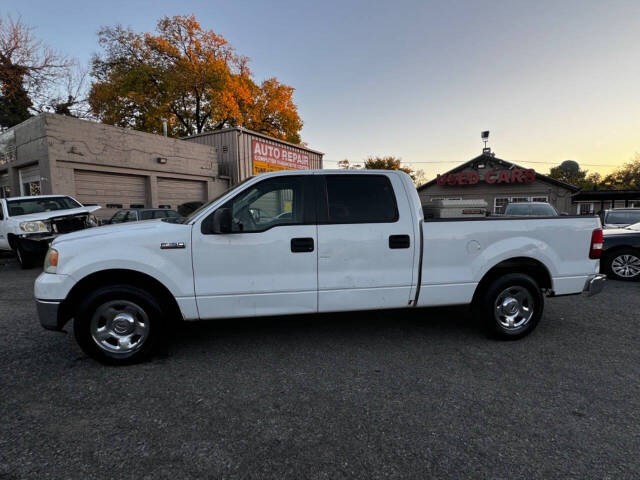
top-left (103, 208), bottom-right (181, 224)
top-left (503, 202), bottom-right (558, 216)
top-left (602, 208), bottom-right (640, 229)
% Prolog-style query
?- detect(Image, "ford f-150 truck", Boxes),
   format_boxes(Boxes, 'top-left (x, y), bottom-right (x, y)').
top-left (35, 170), bottom-right (606, 364)
top-left (0, 195), bottom-right (100, 268)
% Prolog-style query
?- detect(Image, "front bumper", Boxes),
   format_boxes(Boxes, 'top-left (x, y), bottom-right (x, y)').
top-left (583, 274), bottom-right (606, 297)
top-left (36, 299), bottom-right (64, 331)
top-left (17, 234), bottom-right (56, 254)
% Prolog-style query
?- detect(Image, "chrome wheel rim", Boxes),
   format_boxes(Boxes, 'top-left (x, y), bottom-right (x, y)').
top-left (90, 300), bottom-right (150, 355)
top-left (494, 286), bottom-right (534, 330)
top-left (611, 254), bottom-right (640, 278)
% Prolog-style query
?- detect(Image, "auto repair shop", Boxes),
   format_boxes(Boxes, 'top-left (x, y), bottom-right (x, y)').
top-left (417, 149), bottom-right (579, 214)
top-left (183, 127), bottom-right (324, 185)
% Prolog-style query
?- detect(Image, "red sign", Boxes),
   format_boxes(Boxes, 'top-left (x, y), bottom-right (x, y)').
top-left (436, 168), bottom-right (535, 186)
top-left (252, 139), bottom-right (310, 174)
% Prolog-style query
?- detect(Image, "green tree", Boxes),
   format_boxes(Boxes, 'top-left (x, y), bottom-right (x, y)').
top-left (89, 15), bottom-right (303, 141)
top-left (364, 155), bottom-right (415, 180)
top-left (548, 162), bottom-right (601, 190)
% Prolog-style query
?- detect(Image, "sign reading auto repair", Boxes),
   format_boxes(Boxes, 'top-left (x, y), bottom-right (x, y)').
top-left (436, 168), bottom-right (536, 186)
top-left (252, 139), bottom-right (310, 174)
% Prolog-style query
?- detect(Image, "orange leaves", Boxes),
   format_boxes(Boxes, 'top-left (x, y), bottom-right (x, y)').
top-left (89, 15), bottom-right (303, 142)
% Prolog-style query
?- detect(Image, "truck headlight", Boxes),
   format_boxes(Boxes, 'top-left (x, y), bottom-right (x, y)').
top-left (19, 220), bottom-right (50, 233)
top-left (44, 248), bottom-right (59, 274)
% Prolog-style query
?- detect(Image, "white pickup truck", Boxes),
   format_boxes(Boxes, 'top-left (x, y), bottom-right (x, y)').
top-left (0, 195), bottom-right (100, 268)
top-left (35, 170), bottom-right (606, 364)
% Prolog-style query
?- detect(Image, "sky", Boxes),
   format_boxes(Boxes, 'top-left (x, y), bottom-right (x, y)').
top-left (6, 0), bottom-right (640, 178)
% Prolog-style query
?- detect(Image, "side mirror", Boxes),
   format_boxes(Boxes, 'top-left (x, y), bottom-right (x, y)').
top-left (211, 208), bottom-right (232, 234)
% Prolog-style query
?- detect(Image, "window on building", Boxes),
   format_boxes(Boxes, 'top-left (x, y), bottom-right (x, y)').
top-left (430, 197), bottom-right (462, 201)
top-left (494, 198), bottom-right (509, 214)
top-left (577, 203), bottom-right (594, 215)
top-left (22, 181), bottom-right (41, 196)
top-left (325, 175), bottom-right (398, 224)
top-left (510, 197), bottom-right (530, 203)
top-left (0, 185), bottom-right (10, 199)
top-left (531, 196), bottom-right (548, 203)
top-left (629, 200), bottom-right (640, 208)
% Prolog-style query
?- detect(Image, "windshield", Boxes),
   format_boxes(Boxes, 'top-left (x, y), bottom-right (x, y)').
top-left (6, 196), bottom-right (81, 216)
top-left (172, 177), bottom-right (255, 224)
top-left (505, 204), bottom-right (530, 215)
top-left (605, 210), bottom-right (640, 225)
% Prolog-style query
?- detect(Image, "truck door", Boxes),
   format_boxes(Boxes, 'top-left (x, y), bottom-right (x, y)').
top-left (316, 173), bottom-right (417, 312)
top-left (0, 201), bottom-right (8, 250)
top-left (192, 175), bottom-right (318, 319)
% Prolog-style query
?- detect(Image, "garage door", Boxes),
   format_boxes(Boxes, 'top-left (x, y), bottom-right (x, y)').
top-left (157, 178), bottom-right (207, 210)
top-left (74, 170), bottom-right (147, 218)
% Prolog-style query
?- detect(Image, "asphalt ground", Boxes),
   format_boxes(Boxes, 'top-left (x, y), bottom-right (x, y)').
top-left (0, 256), bottom-right (639, 479)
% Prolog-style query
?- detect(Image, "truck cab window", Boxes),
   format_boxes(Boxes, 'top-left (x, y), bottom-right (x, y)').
top-left (224, 176), bottom-right (305, 233)
top-left (324, 175), bottom-right (398, 223)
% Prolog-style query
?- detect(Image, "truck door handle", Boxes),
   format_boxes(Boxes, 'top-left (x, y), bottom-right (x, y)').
top-left (291, 237), bottom-right (314, 253)
top-left (389, 234), bottom-right (410, 249)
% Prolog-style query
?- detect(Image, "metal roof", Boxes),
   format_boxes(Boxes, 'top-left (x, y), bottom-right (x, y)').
top-left (182, 127), bottom-right (324, 156)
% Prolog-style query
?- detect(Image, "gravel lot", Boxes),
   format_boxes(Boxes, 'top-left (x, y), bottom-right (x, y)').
top-left (1, 257), bottom-right (639, 479)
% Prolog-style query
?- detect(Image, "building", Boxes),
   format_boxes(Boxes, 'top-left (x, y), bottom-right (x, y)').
top-left (183, 127), bottom-right (323, 185)
top-left (0, 114), bottom-right (323, 219)
top-left (417, 150), bottom-right (579, 214)
top-left (572, 190), bottom-right (640, 215)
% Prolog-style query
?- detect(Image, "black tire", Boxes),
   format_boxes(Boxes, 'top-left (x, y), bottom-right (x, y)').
top-left (603, 248), bottom-right (640, 281)
top-left (15, 245), bottom-right (36, 269)
top-left (476, 273), bottom-right (543, 340)
top-left (73, 284), bottom-right (165, 365)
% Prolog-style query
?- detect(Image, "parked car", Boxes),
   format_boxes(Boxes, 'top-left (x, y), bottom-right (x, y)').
top-left (0, 195), bottom-right (100, 268)
top-left (177, 201), bottom-right (204, 217)
top-left (602, 208), bottom-right (640, 229)
top-left (601, 222), bottom-right (640, 281)
top-left (102, 208), bottom-right (181, 225)
top-left (35, 170), bottom-right (605, 365)
top-left (503, 202), bottom-right (558, 216)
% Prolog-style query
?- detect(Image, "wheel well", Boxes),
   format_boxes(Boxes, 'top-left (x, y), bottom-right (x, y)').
top-left (602, 245), bottom-right (639, 259)
top-left (59, 269), bottom-right (184, 327)
top-left (472, 257), bottom-right (552, 303)
top-left (7, 233), bottom-right (17, 250)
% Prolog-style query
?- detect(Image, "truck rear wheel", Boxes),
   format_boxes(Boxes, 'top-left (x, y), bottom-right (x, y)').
top-left (73, 285), bottom-right (165, 365)
top-left (477, 273), bottom-right (543, 339)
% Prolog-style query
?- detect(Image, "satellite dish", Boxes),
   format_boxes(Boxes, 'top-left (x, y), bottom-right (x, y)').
top-left (559, 160), bottom-right (579, 174)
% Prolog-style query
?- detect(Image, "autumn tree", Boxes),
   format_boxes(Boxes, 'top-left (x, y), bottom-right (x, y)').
top-left (601, 155), bottom-right (640, 189)
top-left (0, 15), bottom-right (72, 128)
top-left (364, 155), bottom-right (415, 180)
top-left (89, 15), bottom-right (303, 142)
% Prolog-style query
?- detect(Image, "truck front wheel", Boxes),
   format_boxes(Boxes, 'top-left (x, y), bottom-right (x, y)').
top-left (73, 285), bottom-right (165, 365)
top-left (477, 273), bottom-right (543, 340)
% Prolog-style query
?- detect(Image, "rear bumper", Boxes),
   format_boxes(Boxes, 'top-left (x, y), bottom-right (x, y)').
top-left (583, 274), bottom-right (606, 297)
top-left (36, 299), bottom-right (64, 331)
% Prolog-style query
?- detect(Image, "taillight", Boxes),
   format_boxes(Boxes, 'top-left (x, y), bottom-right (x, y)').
top-left (589, 228), bottom-right (603, 259)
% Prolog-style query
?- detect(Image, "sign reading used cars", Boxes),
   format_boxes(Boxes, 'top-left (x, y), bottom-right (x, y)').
top-left (436, 168), bottom-right (536, 186)
top-left (252, 139), bottom-right (310, 174)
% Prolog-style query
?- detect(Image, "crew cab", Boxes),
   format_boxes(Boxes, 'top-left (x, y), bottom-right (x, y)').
top-left (0, 195), bottom-right (100, 268)
top-left (35, 170), bottom-right (606, 364)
